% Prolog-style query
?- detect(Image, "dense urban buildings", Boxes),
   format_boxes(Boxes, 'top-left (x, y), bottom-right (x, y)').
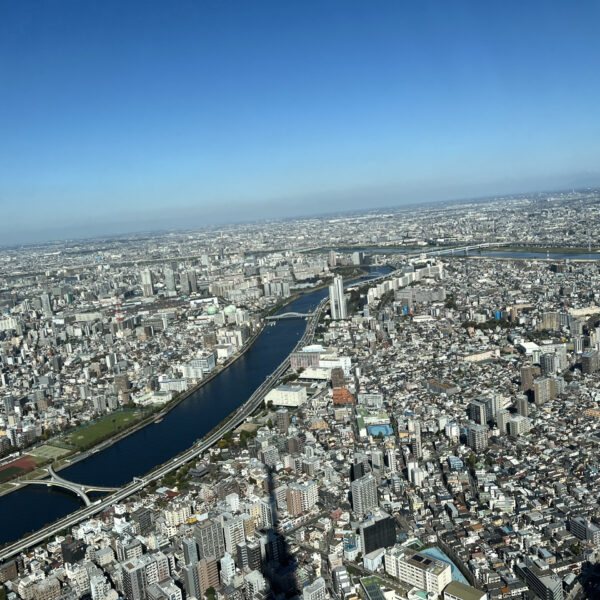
top-left (1, 190), bottom-right (600, 599)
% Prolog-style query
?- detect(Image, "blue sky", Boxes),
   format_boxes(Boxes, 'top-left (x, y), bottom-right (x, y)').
top-left (1, 1), bottom-right (599, 243)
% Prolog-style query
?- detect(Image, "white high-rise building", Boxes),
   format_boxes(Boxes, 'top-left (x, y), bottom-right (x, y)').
top-left (220, 552), bottom-right (236, 586)
top-left (300, 480), bottom-right (319, 511)
top-left (222, 514), bottom-right (245, 554)
top-left (351, 473), bottom-right (378, 517)
top-left (329, 275), bottom-right (347, 319)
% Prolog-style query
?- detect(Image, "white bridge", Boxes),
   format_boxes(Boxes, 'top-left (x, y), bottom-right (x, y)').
top-left (266, 311), bottom-right (314, 321)
top-left (19, 465), bottom-right (118, 506)
top-left (418, 242), bottom-right (501, 256)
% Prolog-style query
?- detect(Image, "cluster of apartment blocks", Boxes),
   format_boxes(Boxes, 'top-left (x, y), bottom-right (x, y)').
top-left (3, 191), bottom-right (600, 598)
top-left (0, 231), bottom-right (368, 456)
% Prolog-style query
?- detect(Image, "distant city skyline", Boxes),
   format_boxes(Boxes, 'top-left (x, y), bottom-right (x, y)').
top-left (2, 0), bottom-right (600, 243)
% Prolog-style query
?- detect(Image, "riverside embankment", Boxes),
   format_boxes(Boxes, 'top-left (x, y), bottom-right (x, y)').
top-left (0, 266), bottom-right (390, 547)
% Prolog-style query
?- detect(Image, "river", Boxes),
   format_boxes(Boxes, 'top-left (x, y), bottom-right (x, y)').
top-left (336, 247), bottom-right (600, 261)
top-left (0, 266), bottom-right (390, 547)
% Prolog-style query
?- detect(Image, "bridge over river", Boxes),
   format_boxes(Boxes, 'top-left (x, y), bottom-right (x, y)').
top-left (16, 465), bottom-right (118, 507)
top-left (265, 311), bottom-right (314, 321)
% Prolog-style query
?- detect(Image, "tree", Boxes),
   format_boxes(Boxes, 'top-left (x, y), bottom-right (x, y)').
top-left (467, 453), bottom-right (477, 469)
top-left (205, 587), bottom-right (216, 600)
top-left (570, 543), bottom-right (582, 555)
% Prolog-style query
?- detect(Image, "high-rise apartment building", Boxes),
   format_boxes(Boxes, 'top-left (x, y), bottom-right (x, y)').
top-left (329, 275), bottom-right (347, 319)
top-left (351, 473), bottom-right (378, 517)
top-left (467, 423), bottom-right (488, 452)
top-left (198, 557), bottom-right (220, 596)
top-left (286, 485), bottom-right (303, 516)
top-left (194, 519), bottom-right (225, 560)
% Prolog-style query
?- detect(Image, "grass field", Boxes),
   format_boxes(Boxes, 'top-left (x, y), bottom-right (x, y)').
top-left (29, 444), bottom-right (72, 461)
top-left (67, 410), bottom-right (142, 449)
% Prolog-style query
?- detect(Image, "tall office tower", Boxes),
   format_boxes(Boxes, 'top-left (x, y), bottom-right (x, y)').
top-left (573, 335), bottom-right (584, 354)
top-left (40, 292), bottom-right (53, 316)
top-left (140, 269), bottom-right (155, 297)
top-left (516, 395), bottom-right (529, 417)
top-left (467, 423), bottom-right (488, 453)
top-left (351, 473), bottom-right (378, 517)
top-left (582, 350), bottom-right (600, 374)
top-left (359, 511), bottom-right (397, 554)
top-left (299, 480), bottom-right (318, 512)
top-left (187, 269), bottom-right (198, 293)
top-left (328, 250), bottom-right (337, 268)
top-left (2, 395), bottom-right (15, 414)
top-left (198, 557), bottom-right (220, 596)
top-left (164, 267), bottom-right (176, 291)
top-left (194, 519), bottom-right (226, 560)
top-left (259, 497), bottom-right (274, 529)
top-left (329, 275), bottom-right (347, 319)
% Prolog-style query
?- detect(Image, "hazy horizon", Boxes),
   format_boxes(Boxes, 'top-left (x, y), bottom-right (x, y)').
top-left (2, 1), bottom-right (600, 244)
top-left (4, 180), bottom-right (600, 249)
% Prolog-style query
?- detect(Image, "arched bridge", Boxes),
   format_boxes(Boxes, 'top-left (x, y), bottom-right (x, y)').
top-left (266, 311), bottom-right (314, 321)
top-left (19, 464), bottom-right (118, 506)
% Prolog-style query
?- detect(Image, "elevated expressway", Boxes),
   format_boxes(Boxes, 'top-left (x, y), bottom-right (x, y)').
top-left (0, 295), bottom-right (329, 562)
